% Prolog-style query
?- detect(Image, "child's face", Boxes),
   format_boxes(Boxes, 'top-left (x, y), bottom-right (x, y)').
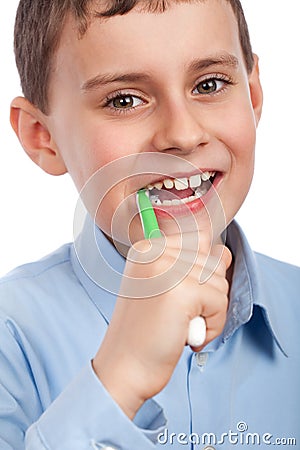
top-left (45, 0), bottom-right (262, 244)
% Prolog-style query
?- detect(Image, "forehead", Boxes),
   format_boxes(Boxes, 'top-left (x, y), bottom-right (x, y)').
top-left (81, 0), bottom-right (235, 34)
top-left (86, 0), bottom-right (226, 15)
top-left (53, 0), bottom-right (242, 91)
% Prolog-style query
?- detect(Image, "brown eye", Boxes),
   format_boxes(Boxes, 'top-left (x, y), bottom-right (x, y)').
top-left (192, 77), bottom-right (230, 96)
top-left (112, 96), bottom-right (134, 108)
top-left (195, 79), bottom-right (219, 94)
top-left (110, 95), bottom-right (143, 109)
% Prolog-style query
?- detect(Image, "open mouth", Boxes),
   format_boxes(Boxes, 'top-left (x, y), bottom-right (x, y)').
top-left (144, 171), bottom-right (218, 207)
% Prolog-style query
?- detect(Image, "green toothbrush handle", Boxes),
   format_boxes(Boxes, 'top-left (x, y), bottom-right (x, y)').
top-left (136, 190), bottom-right (162, 239)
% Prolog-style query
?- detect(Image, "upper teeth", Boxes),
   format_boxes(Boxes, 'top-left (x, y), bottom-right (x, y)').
top-left (163, 179), bottom-right (174, 189)
top-left (146, 172), bottom-right (215, 191)
top-left (189, 174), bottom-right (201, 188)
top-left (174, 178), bottom-right (188, 190)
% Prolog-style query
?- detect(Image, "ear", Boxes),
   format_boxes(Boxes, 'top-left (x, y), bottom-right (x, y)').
top-left (248, 54), bottom-right (263, 126)
top-left (10, 97), bottom-right (67, 176)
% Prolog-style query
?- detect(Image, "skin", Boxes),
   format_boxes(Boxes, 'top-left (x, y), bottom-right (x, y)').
top-left (10, 0), bottom-right (263, 419)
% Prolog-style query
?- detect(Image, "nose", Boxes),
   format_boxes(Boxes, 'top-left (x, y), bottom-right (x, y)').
top-left (151, 100), bottom-right (210, 154)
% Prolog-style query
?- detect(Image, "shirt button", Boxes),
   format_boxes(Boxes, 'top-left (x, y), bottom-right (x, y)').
top-left (195, 352), bottom-right (209, 370)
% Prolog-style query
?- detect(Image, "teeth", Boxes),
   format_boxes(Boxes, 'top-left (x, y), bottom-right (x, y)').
top-left (201, 171), bottom-right (210, 181)
top-left (149, 185), bottom-right (211, 206)
top-left (154, 181), bottom-right (163, 190)
top-left (195, 187), bottom-right (204, 198)
top-left (145, 171), bottom-right (216, 194)
top-left (163, 179), bottom-right (174, 189)
top-left (189, 174), bottom-right (202, 188)
top-left (182, 195), bottom-right (196, 204)
top-left (174, 177), bottom-right (188, 191)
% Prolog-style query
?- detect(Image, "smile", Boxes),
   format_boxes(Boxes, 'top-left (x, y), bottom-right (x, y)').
top-left (144, 171), bottom-right (217, 207)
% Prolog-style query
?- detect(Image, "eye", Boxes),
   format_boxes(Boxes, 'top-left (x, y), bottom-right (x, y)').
top-left (193, 78), bottom-right (227, 95)
top-left (108, 94), bottom-right (143, 109)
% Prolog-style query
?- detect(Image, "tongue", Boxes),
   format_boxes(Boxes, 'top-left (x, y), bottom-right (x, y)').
top-left (155, 187), bottom-right (194, 201)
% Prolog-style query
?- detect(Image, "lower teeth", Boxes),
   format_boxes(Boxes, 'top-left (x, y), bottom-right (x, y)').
top-left (150, 185), bottom-right (210, 206)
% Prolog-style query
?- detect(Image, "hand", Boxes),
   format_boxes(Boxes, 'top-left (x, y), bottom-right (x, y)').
top-left (92, 231), bottom-right (232, 419)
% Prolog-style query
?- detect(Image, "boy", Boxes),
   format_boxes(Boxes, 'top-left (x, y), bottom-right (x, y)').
top-left (0, 0), bottom-right (299, 449)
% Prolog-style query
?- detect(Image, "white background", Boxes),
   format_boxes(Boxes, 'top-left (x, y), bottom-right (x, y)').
top-left (0, 0), bottom-right (299, 276)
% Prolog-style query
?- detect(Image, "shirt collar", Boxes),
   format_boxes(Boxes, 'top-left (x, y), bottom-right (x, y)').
top-left (70, 215), bottom-right (287, 355)
top-left (224, 221), bottom-right (287, 356)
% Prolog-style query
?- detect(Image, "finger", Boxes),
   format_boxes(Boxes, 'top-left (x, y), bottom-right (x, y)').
top-left (148, 243), bottom-right (230, 292)
top-left (220, 245), bottom-right (232, 270)
top-left (197, 283), bottom-right (229, 318)
top-left (188, 287), bottom-right (229, 351)
top-left (209, 244), bottom-right (232, 272)
top-left (159, 230), bottom-right (212, 254)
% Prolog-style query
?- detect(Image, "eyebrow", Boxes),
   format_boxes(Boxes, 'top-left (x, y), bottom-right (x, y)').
top-left (81, 72), bottom-right (152, 92)
top-left (81, 53), bottom-right (239, 93)
top-left (187, 53), bottom-right (239, 73)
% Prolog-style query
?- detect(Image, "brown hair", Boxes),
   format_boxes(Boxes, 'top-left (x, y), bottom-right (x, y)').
top-left (14, 0), bottom-right (254, 114)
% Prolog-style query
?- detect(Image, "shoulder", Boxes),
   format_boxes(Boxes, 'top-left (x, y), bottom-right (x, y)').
top-left (254, 252), bottom-right (300, 329)
top-left (0, 244), bottom-right (79, 321)
top-left (254, 252), bottom-right (300, 288)
top-left (0, 243), bottom-right (73, 287)
top-left (253, 253), bottom-right (300, 354)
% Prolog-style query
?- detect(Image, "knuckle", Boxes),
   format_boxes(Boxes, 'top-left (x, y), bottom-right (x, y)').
top-left (130, 239), bottom-right (151, 254)
top-left (222, 246), bottom-right (232, 268)
top-left (129, 238), bottom-right (166, 264)
top-left (221, 288), bottom-right (229, 303)
top-left (221, 276), bottom-right (230, 294)
top-left (215, 291), bottom-right (229, 312)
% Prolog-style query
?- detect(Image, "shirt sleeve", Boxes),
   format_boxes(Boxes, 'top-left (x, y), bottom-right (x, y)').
top-left (26, 364), bottom-right (167, 449)
top-left (0, 317), bottom-right (166, 450)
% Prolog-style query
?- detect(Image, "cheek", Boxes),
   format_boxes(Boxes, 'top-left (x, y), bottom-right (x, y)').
top-left (50, 102), bottom-right (144, 238)
top-left (226, 95), bottom-right (257, 152)
top-left (85, 120), bottom-right (145, 172)
top-left (215, 101), bottom-right (257, 222)
top-left (217, 96), bottom-right (257, 175)
top-left (227, 108), bottom-right (256, 186)
top-left (77, 126), bottom-right (143, 238)
top-left (63, 122), bottom-right (134, 191)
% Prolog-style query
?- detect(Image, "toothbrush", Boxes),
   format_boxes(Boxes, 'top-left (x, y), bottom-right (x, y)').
top-left (136, 189), bottom-right (206, 347)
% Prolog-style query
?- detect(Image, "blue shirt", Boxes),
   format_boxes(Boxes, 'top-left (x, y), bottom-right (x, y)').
top-left (0, 216), bottom-right (299, 449)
